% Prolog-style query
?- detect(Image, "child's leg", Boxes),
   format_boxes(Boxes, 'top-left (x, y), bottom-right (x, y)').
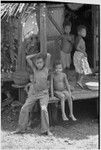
top-left (15, 96), bottom-right (36, 133)
top-left (40, 94), bottom-right (50, 134)
top-left (63, 91), bottom-right (76, 121)
top-left (75, 72), bottom-right (79, 83)
top-left (61, 99), bottom-right (69, 121)
top-left (55, 91), bottom-right (68, 121)
top-left (66, 53), bottom-right (71, 69)
top-left (61, 51), bottom-right (66, 70)
top-left (77, 73), bottom-right (84, 88)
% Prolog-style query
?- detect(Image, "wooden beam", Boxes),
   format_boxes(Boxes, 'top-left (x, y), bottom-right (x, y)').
top-left (36, 34), bottom-right (61, 42)
top-left (39, 3), bottom-right (47, 54)
top-left (47, 11), bottom-right (63, 35)
top-left (47, 35), bottom-right (62, 41)
top-left (47, 4), bottom-right (64, 9)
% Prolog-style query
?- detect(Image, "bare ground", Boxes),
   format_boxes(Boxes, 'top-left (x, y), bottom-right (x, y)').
top-left (1, 100), bottom-right (99, 150)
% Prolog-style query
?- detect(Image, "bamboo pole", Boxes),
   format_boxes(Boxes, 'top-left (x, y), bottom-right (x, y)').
top-left (39, 3), bottom-right (47, 54)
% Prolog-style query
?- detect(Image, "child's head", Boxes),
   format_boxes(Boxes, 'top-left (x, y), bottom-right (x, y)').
top-left (53, 60), bottom-right (63, 73)
top-left (77, 25), bottom-right (86, 37)
top-left (29, 74), bottom-right (33, 82)
top-left (63, 21), bottom-right (72, 34)
top-left (34, 53), bottom-right (46, 70)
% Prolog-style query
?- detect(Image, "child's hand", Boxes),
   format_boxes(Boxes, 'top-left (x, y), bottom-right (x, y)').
top-left (24, 87), bottom-right (28, 93)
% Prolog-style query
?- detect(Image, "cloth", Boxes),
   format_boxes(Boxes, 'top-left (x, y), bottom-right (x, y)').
top-left (61, 51), bottom-right (71, 69)
top-left (18, 90), bottom-right (49, 133)
top-left (73, 51), bottom-right (92, 74)
top-left (81, 57), bottom-right (92, 75)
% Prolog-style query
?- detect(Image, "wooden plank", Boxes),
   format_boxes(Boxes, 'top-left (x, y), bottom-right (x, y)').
top-left (72, 90), bottom-right (99, 100)
top-left (47, 35), bottom-right (61, 41)
top-left (48, 90), bottom-right (99, 103)
top-left (47, 11), bottom-right (63, 35)
top-left (47, 4), bottom-right (64, 9)
top-left (39, 3), bottom-right (47, 53)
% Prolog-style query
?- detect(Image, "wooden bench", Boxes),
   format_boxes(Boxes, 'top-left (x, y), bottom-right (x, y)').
top-left (11, 80), bottom-right (99, 125)
top-left (48, 88), bottom-right (99, 124)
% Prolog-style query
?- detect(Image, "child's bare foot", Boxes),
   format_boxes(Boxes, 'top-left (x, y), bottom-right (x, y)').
top-left (70, 115), bottom-right (77, 121)
top-left (12, 129), bottom-right (26, 134)
top-left (47, 131), bottom-right (53, 136)
top-left (41, 131), bottom-right (53, 136)
top-left (62, 115), bottom-right (69, 121)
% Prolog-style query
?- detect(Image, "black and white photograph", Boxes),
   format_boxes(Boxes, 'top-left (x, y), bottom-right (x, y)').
top-left (1, 1), bottom-right (100, 149)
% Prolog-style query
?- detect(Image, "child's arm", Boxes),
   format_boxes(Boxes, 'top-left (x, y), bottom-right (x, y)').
top-left (26, 52), bottom-right (43, 71)
top-left (24, 83), bottom-right (30, 93)
top-left (26, 53), bottom-right (38, 72)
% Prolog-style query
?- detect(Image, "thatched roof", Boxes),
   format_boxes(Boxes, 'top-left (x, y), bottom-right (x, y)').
top-left (1, 3), bottom-right (37, 20)
top-left (1, 3), bottom-right (84, 19)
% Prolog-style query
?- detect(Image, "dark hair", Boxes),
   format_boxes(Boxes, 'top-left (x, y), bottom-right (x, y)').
top-left (63, 21), bottom-right (72, 29)
top-left (77, 25), bottom-right (86, 33)
top-left (53, 60), bottom-right (62, 69)
top-left (35, 53), bottom-right (47, 62)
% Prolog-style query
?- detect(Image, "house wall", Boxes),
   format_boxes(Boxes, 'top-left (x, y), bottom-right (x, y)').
top-left (46, 6), bottom-right (64, 65)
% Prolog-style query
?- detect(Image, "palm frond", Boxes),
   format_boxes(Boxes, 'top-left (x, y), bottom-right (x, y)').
top-left (1, 3), bottom-right (37, 20)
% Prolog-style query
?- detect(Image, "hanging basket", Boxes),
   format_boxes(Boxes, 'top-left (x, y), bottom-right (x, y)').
top-left (13, 70), bottom-right (29, 85)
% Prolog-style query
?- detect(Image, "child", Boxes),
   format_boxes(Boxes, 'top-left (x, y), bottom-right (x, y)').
top-left (73, 25), bottom-right (92, 88)
top-left (14, 52), bottom-right (52, 136)
top-left (52, 60), bottom-right (76, 121)
top-left (61, 21), bottom-right (74, 70)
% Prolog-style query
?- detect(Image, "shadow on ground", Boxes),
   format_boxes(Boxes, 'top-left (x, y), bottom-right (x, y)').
top-left (1, 98), bottom-right (99, 142)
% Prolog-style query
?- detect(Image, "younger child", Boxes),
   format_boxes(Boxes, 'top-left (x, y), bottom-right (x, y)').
top-left (61, 21), bottom-right (74, 70)
top-left (73, 25), bottom-right (92, 88)
top-left (52, 60), bottom-right (76, 121)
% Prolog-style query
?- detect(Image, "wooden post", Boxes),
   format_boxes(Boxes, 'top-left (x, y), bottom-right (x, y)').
top-left (13, 14), bottom-right (29, 87)
top-left (39, 3), bottom-right (47, 54)
top-left (17, 16), bottom-right (24, 71)
top-left (92, 5), bottom-right (99, 71)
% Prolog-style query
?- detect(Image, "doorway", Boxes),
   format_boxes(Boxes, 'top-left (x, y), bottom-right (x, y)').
top-left (64, 4), bottom-right (93, 68)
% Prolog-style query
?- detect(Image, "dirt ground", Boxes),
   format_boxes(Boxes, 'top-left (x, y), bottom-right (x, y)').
top-left (1, 99), bottom-right (99, 150)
